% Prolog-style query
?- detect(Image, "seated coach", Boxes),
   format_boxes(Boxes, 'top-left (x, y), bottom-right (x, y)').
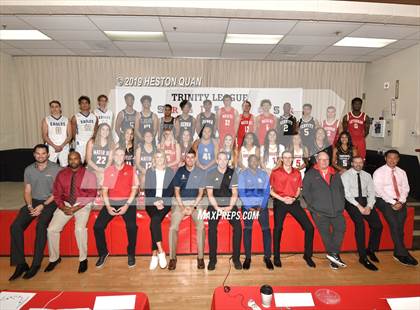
top-left (94, 148), bottom-right (139, 269)
top-left (9, 144), bottom-right (61, 281)
top-left (45, 151), bottom-right (96, 274)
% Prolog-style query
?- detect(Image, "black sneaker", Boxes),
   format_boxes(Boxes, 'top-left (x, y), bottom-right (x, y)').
top-left (128, 255), bottom-right (136, 268)
top-left (233, 259), bottom-right (242, 270)
top-left (9, 263), bottom-right (29, 281)
top-left (273, 257), bottom-right (282, 268)
top-left (394, 255), bottom-right (416, 266)
top-left (207, 260), bottom-right (217, 271)
top-left (96, 253), bottom-right (109, 269)
top-left (366, 249), bottom-right (379, 263)
top-left (23, 265), bottom-right (41, 279)
top-left (264, 257), bottom-right (274, 270)
top-left (44, 257), bottom-right (61, 272)
top-left (330, 261), bottom-right (339, 270)
top-left (78, 259), bottom-right (88, 273)
top-left (242, 258), bottom-right (251, 270)
top-left (359, 257), bottom-right (378, 271)
top-left (407, 254), bottom-right (419, 266)
top-left (304, 256), bottom-right (316, 268)
top-left (326, 253), bottom-right (346, 267)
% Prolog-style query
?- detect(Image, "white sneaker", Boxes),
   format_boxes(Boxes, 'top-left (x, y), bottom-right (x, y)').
top-left (149, 255), bottom-right (158, 270)
top-left (158, 252), bottom-right (167, 269)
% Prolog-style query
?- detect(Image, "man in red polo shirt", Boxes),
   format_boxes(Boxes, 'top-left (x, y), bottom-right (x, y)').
top-left (94, 148), bottom-right (139, 269)
top-left (270, 150), bottom-right (315, 268)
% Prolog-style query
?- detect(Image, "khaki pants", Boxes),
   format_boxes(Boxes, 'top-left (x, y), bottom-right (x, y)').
top-left (169, 199), bottom-right (205, 259)
top-left (47, 204), bottom-right (92, 262)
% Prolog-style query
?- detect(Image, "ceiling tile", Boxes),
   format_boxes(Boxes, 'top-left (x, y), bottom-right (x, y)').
top-left (161, 17), bottom-right (228, 33)
top-left (0, 48), bottom-right (29, 56)
top-left (227, 19), bottom-right (296, 35)
top-left (348, 24), bottom-right (419, 39)
top-left (385, 39), bottom-right (419, 49)
top-left (41, 30), bottom-right (109, 41)
top-left (18, 15), bottom-right (97, 30)
top-left (322, 46), bottom-right (376, 55)
top-left (220, 52), bottom-right (267, 59)
top-left (222, 43), bottom-right (275, 53)
top-left (366, 48), bottom-right (400, 56)
top-left (289, 21), bottom-right (362, 36)
top-left (312, 54), bottom-right (358, 61)
top-left (114, 41), bottom-right (170, 51)
top-left (403, 32), bottom-right (420, 40)
top-left (59, 40), bottom-right (118, 50)
top-left (89, 16), bottom-right (162, 31)
top-left (24, 48), bottom-right (75, 56)
top-left (4, 40), bottom-right (65, 49)
top-left (123, 50), bottom-right (172, 57)
top-left (353, 54), bottom-right (383, 62)
top-left (172, 50), bottom-right (220, 57)
top-left (170, 43), bottom-right (221, 53)
top-left (166, 32), bottom-right (225, 44)
top-left (266, 54), bottom-right (316, 61)
top-left (0, 15), bottom-right (33, 29)
top-left (279, 35), bottom-right (339, 46)
top-left (69, 49), bottom-right (124, 57)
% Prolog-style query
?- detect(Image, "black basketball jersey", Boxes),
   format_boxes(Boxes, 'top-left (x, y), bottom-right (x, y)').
top-left (299, 117), bottom-right (316, 148)
top-left (177, 114), bottom-right (194, 142)
top-left (159, 117), bottom-right (175, 141)
top-left (139, 144), bottom-right (155, 170)
top-left (278, 115), bottom-right (296, 136)
top-left (91, 144), bottom-right (110, 168)
top-left (198, 112), bottom-right (216, 137)
top-left (121, 109), bottom-right (137, 134)
top-left (337, 146), bottom-right (353, 169)
top-left (139, 111), bottom-right (155, 136)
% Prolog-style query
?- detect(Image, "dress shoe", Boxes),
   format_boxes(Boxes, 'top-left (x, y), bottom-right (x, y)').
top-left (78, 259), bottom-right (88, 273)
top-left (359, 257), bottom-right (378, 271)
top-left (273, 257), bottom-right (282, 268)
top-left (303, 256), bottom-right (316, 268)
top-left (44, 258), bottom-right (61, 272)
top-left (9, 263), bottom-right (29, 281)
top-left (233, 259), bottom-right (242, 270)
top-left (264, 257), bottom-right (274, 270)
top-left (207, 260), bottom-right (217, 271)
top-left (407, 253), bottom-right (419, 266)
top-left (197, 258), bottom-right (205, 269)
top-left (95, 253), bottom-right (109, 269)
top-left (23, 265), bottom-right (41, 279)
top-left (168, 259), bottom-right (177, 271)
top-left (366, 249), bottom-right (379, 263)
top-left (128, 255), bottom-right (136, 268)
top-left (242, 258), bottom-right (251, 270)
top-left (393, 255), bottom-right (412, 266)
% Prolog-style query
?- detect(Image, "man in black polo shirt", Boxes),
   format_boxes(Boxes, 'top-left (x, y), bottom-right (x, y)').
top-left (169, 149), bottom-right (205, 270)
top-left (206, 152), bottom-right (242, 271)
top-left (9, 144), bottom-right (61, 280)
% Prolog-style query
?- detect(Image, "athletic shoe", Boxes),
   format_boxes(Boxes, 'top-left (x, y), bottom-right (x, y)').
top-left (158, 252), bottom-right (167, 269)
top-left (326, 253), bottom-right (346, 267)
top-left (394, 255), bottom-right (416, 266)
top-left (149, 255), bottom-right (158, 270)
top-left (330, 262), bottom-right (339, 270)
top-left (95, 253), bottom-right (109, 269)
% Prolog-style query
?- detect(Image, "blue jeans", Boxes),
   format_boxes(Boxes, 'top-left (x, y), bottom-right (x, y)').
top-left (243, 207), bottom-right (271, 259)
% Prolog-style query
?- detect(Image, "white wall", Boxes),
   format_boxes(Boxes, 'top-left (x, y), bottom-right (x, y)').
top-left (364, 44), bottom-right (420, 157)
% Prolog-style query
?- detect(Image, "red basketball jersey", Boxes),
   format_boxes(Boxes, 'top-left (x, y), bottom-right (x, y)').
top-left (237, 114), bottom-right (254, 147)
top-left (323, 119), bottom-right (339, 146)
top-left (258, 113), bottom-right (276, 144)
top-left (218, 107), bottom-right (236, 143)
top-left (347, 112), bottom-right (366, 138)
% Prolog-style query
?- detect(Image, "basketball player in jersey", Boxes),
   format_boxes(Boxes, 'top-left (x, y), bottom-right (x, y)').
top-left (192, 124), bottom-right (218, 171)
top-left (42, 100), bottom-right (72, 167)
top-left (71, 96), bottom-right (98, 163)
top-left (217, 94), bottom-right (239, 147)
top-left (135, 129), bottom-right (157, 189)
top-left (115, 93), bottom-right (138, 143)
top-left (342, 97), bottom-right (370, 160)
top-left (135, 95), bottom-right (159, 144)
top-left (196, 99), bottom-right (216, 138)
top-left (277, 102), bottom-right (297, 147)
top-left (94, 95), bottom-right (113, 128)
top-left (255, 99), bottom-right (277, 145)
top-left (298, 103), bottom-right (320, 150)
top-left (237, 100), bottom-right (255, 148)
top-left (159, 104), bottom-right (176, 143)
top-left (322, 106), bottom-right (340, 147)
top-left (332, 131), bottom-right (358, 174)
top-left (175, 100), bottom-right (196, 143)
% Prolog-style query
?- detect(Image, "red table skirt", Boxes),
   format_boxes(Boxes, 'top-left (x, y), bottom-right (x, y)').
top-left (211, 284), bottom-right (420, 310)
top-left (0, 207), bottom-right (414, 256)
top-left (2, 290), bottom-right (150, 310)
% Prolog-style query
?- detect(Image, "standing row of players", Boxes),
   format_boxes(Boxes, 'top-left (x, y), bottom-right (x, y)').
top-left (43, 94), bottom-right (370, 184)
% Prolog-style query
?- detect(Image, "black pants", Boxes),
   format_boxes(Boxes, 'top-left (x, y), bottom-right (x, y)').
top-left (243, 208), bottom-right (271, 259)
top-left (273, 199), bottom-right (314, 259)
top-left (10, 200), bottom-right (57, 266)
top-left (94, 201), bottom-right (138, 256)
top-left (345, 201), bottom-right (383, 258)
top-left (375, 197), bottom-right (409, 256)
top-left (145, 204), bottom-right (171, 251)
top-left (311, 211), bottom-right (346, 254)
top-left (208, 205), bottom-right (242, 262)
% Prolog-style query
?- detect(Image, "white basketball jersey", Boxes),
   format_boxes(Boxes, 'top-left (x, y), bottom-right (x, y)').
top-left (46, 115), bottom-right (68, 145)
top-left (240, 145), bottom-right (257, 168)
top-left (75, 112), bottom-right (97, 142)
top-left (94, 108), bottom-right (113, 127)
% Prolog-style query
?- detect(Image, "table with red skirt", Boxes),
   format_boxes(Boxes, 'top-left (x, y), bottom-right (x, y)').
top-left (211, 284), bottom-right (420, 309)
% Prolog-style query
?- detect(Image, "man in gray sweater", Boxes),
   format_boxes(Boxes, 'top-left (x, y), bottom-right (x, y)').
top-left (303, 151), bottom-right (347, 270)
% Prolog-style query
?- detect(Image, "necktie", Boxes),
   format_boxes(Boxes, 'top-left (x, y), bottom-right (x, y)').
top-left (357, 172), bottom-right (362, 198)
top-left (69, 172), bottom-right (76, 205)
top-left (391, 169), bottom-right (400, 200)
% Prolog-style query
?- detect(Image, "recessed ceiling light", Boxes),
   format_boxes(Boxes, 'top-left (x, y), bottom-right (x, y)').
top-left (0, 30), bottom-right (51, 40)
top-left (104, 31), bottom-right (165, 41)
top-left (334, 37), bottom-right (396, 48)
top-left (225, 34), bottom-right (283, 44)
